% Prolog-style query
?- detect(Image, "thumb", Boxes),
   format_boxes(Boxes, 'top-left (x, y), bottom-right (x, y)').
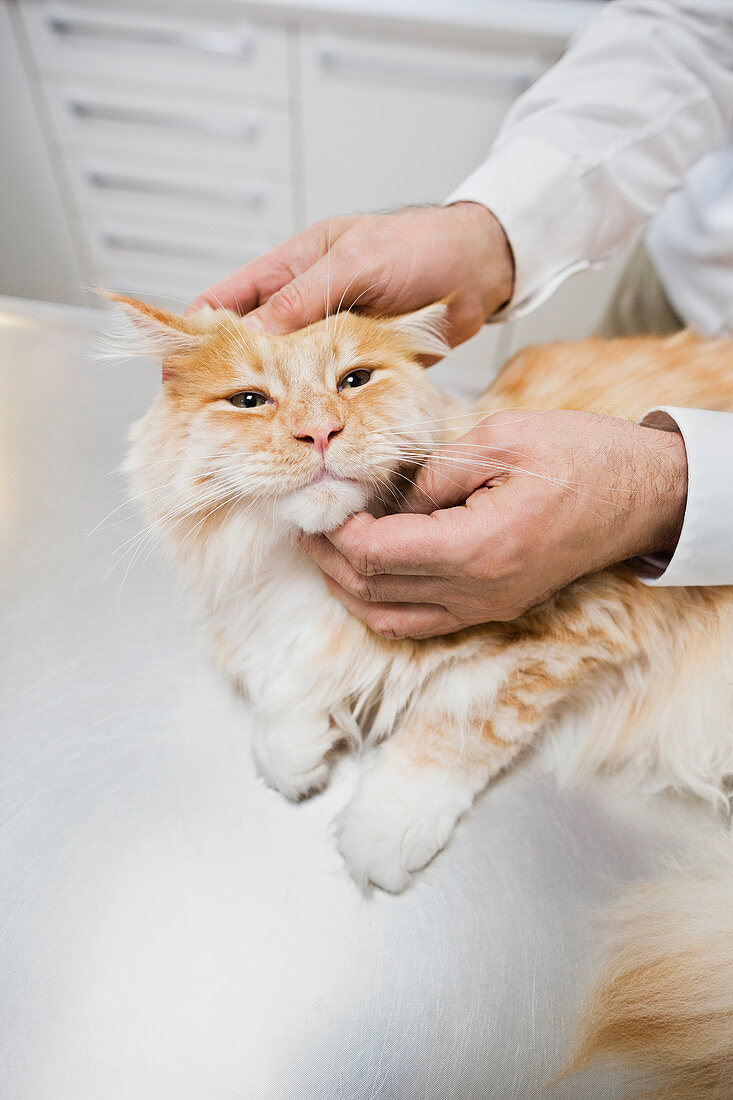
top-left (405, 432), bottom-right (499, 514)
top-left (241, 256), bottom-right (344, 334)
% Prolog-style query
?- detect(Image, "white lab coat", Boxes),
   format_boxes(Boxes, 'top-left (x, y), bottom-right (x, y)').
top-left (447, 0), bottom-right (733, 585)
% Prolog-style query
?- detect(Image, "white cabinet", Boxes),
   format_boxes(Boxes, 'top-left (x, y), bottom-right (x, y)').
top-left (300, 30), bottom-right (556, 221)
top-left (16, 0), bottom-right (296, 308)
top-left (19, 2), bottom-right (290, 100)
top-left (10, 0), bottom-right (613, 385)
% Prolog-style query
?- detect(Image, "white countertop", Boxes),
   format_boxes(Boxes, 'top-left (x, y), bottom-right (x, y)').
top-left (237, 0), bottom-right (604, 40)
top-left (0, 295), bottom-right (705, 1100)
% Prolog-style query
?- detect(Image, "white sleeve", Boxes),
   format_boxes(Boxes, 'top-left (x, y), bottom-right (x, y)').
top-left (445, 0), bottom-right (733, 319)
top-left (635, 408), bottom-right (733, 586)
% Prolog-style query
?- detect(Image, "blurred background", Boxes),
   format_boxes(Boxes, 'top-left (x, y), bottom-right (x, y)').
top-left (1, 0), bottom-right (624, 388)
top-left (1, 6), bottom-right (702, 1098)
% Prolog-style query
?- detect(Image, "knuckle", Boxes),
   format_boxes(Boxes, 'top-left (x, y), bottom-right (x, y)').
top-left (366, 610), bottom-right (402, 639)
top-left (376, 622), bottom-right (405, 641)
top-left (496, 595), bottom-right (531, 621)
top-left (352, 544), bottom-right (380, 577)
top-left (270, 281), bottom-right (306, 317)
top-left (312, 217), bottom-right (333, 240)
top-left (334, 236), bottom-right (366, 271)
top-left (351, 572), bottom-right (375, 602)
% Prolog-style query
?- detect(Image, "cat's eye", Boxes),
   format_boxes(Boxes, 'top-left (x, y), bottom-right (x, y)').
top-left (338, 368), bottom-right (372, 391)
top-left (228, 391), bottom-right (268, 409)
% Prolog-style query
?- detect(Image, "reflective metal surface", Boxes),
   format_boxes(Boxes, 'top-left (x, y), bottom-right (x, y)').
top-left (0, 298), bottom-right (708, 1099)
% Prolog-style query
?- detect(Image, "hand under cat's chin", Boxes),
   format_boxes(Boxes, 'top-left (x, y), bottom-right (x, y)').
top-left (278, 476), bottom-right (368, 535)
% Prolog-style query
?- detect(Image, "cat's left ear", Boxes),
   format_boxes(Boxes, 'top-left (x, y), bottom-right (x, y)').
top-left (101, 291), bottom-right (209, 380)
top-left (385, 301), bottom-right (450, 360)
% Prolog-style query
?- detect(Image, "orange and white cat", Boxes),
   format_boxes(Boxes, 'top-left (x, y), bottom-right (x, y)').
top-left (116, 294), bottom-right (733, 1093)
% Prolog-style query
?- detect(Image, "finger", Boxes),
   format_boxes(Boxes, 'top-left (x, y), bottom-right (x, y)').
top-left (325, 510), bottom-right (467, 577)
top-left (187, 271), bottom-right (260, 316)
top-left (187, 251), bottom-right (292, 315)
top-left (321, 575), bottom-right (461, 640)
top-left (242, 250), bottom-right (376, 334)
top-left (405, 427), bottom-right (505, 514)
top-left (186, 221), bottom-right (338, 315)
top-left (301, 533), bottom-right (454, 604)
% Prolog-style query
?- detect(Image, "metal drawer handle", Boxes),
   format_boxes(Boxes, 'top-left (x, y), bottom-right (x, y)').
top-left (318, 46), bottom-right (540, 95)
top-left (102, 232), bottom-right (244, 264)
top-left (87, 170), bottom-right (266, 209)
top-left (70, 99), bottom-right (261, 142)
top-left (48, 14), bottom-right (254, 60)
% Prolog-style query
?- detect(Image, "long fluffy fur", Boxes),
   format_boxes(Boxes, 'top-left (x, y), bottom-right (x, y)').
top-left (568, 833), bottom-right (733, 1098)
top-left (116, 297), bottom-right (733, 1090)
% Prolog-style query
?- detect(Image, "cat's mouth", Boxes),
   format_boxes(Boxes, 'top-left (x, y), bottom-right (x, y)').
top-left (307, 470), bottom-right (361, 489)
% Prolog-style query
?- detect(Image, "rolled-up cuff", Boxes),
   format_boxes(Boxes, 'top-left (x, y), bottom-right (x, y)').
top-left (635, 407), bottom-right (733, 586)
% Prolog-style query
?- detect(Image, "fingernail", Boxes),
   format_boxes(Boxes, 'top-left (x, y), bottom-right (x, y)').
top-left (240, 314), bottom-right (264, 331)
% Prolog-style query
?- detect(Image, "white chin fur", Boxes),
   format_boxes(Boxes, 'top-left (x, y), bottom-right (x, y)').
top-left (278, 479), bottom-right (368, 534)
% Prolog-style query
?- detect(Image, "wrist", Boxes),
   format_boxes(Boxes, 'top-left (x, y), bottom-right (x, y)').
top-left (635, 425), bottom-right (688, 559)
top-left (448, 201), bottom-right (515, 317)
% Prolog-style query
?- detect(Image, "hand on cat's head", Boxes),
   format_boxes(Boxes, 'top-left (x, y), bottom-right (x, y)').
top-left (186, 204), bottom-right (515, 350)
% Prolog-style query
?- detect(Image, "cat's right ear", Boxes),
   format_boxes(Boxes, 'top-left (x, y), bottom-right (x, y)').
top-left (99, 291), bottom-right (207, 381)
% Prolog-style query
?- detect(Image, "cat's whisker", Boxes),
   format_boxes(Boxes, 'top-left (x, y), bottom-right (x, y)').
top-left (362, 412), bottom-right (481, 434)
top-left (109, 481), bottom-right (242, 559)
top-left (88, 475), bottom-right (217, 535)
top-left (166, 491), bottom-right (243, 562)
top-left (324, 217), bottom-right (335, 337)
top-left (335, 278), bottom-right (389, 339)
top-left (114, 525), bottom-right (157, 601)
top-left (115, 480), bottom-right (251, 578)
top-left (205, 290), bottom-right (258, 361)
top-left (192, 287), bottom-right (267, 366)
top-left (388, 448), bottom-right (635, 508)
top-left (363, 406), bottom-right (557, 436)
top-left (115, 480), bottom-right (240, 596)
top-left (332, 261), bottom-right (383, 323)
top-left (356, 462), bottom-right (443, 515)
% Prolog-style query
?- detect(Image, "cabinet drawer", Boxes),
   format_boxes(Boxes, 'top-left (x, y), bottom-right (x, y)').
top-left (89, 222), bottom-right (274, 306)
top-left (85, 221), bottom-right (258, 272)
top-left (64, 156), bottom-right (295, 235)
top-left (80, 206), bottom-right (278, 255)
top-left (301, 30), bottom-right (552, 220)
top-left (19, 1), bottom-right (290, 102)
top-left (44, 81), bottom-right (292, 174)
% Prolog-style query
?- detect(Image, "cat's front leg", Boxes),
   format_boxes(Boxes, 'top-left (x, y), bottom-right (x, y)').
top-left (338, 628), bottom-right (619, 892)
top-left (251, 710), bottom-right (344, 801)
top-left (337, 710), bottom-right (512, 893)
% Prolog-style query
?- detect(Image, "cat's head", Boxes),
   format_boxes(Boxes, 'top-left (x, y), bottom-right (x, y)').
top-left (113, 294), bottom-right (449, 537)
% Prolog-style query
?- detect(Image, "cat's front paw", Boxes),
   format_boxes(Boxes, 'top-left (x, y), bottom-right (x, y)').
top-left (337, 752), bottom-right (474, 893)
top-left (252, 718), bottom-right (335, 801)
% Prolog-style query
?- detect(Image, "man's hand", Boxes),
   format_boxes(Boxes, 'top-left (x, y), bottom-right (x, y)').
top-left (300, 410), bottom-right (688, 638)
top-left (189, 204), bottom-right (514, 348)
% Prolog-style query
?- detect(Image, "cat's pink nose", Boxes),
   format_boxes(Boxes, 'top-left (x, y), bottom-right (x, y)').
top-left (294, 422), bottom-right (343, 457)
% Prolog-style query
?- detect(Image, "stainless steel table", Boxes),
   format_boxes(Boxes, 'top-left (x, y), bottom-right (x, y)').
top-left (0, 297), bottom-right (708, 1099)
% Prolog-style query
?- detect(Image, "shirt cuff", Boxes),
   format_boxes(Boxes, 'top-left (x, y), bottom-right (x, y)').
top-left (635, 407), bottom-right (733, 587)
top-left (444, 137), bottom-right (598, 321)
